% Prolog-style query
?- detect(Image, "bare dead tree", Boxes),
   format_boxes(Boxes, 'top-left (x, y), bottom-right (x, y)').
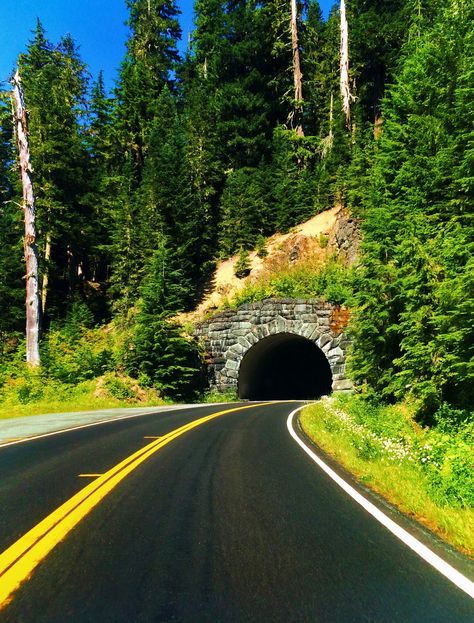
top-left (340, 0), bottom-right (352, 129)
top-left (11, 70), bottom-right (41, 367)
top-left (290, 0), bottom-right (304, 136)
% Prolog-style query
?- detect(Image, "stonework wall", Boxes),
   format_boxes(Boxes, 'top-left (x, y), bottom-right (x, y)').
top-left (194, 298), bottom-right (353, 393)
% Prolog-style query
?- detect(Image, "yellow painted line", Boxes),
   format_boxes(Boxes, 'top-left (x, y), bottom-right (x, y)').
top-left (78, 474), bottom-right (103, 478)
top-left (0, 403), bottom-right (266, 610)
top-left (143, 436), bottom-right (162, 440)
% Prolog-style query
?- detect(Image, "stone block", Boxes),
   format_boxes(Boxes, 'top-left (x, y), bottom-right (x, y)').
top-left (332, 379), bottom-right (353, 391)
top-left (301, 323), bottom-right (318, 339)
top-left (210, 357), bottom-right (226, 366)
top-left (246, 332), bottom-right (259, 345)
top-left (237, 336), bottom-right (251, 350)
top-left (209, 322), bottom-right (232, 331)
top-left (317, 334), bottom-right (332, 350)
top-left (294, 304), bottom-right (311, 314)
top-left (225, 349), bottom-right (240, 361)
top-left (317, 310), bottom-right (331, 318)
top-left (226, 359), bottom-right (239, 371)
top-left (309, 327), bottom-right (322, 341)
top-left (231, 329), bottom-right (251, 337)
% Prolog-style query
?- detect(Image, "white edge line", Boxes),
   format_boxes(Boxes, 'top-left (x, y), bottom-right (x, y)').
top-left (287, 405), bottom-right (474, 600)
top-left (0, 404), bottom-right (213, 449)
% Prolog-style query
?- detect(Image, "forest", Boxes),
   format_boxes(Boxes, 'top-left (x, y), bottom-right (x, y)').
top-left (0, 0), bottom-right (472, 426)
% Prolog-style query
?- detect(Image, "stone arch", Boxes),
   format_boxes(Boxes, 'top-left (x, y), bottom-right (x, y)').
top-left (194, 299), bottom-right (352, 394)
top-left (237, 332), bottom-right (332, 399)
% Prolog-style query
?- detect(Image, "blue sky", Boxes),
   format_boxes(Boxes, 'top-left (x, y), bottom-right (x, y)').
top-left (1, 1), bottom-right (333, 92)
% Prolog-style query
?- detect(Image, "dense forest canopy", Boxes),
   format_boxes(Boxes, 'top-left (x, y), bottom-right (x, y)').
top-left (0, 0), bottom-right (472, 417)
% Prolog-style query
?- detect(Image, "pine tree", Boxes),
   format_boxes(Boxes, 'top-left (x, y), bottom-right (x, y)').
top-left (350, 0), bottom-right (474, 418)
top-left (109, 0), bottom-right (183, 312)
top-left (124, 240), bottom-right (201, 400)
top-left (17, 22), bottom-right (91, 322)
top-left (0, 95), bottom-right (23, 346)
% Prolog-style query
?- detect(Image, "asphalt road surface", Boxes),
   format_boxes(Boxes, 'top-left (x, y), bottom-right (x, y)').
top-left (0, 402), bottom-right (473, 622)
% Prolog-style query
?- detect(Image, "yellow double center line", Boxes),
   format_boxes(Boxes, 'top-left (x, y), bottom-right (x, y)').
top-left (0, 403), bottom-right (264, 609)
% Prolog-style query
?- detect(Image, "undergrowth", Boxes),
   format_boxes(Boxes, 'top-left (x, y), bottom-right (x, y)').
top-left (300, 395), bottom-right (474, 556)
top-left (199, 388), bottom-right (239, 403)
top-left (0, 304), bottom-right (169, 418)
top-left (221, 255), bottom-right (354, 309)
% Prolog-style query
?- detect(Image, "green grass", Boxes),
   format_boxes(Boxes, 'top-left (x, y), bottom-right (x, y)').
top-left (300, 397), bottom-right (474, 557)
top-left (0, 374), bottom-right (166, 420)
top-left (219, 255), bottom-right (354, 310)
top-left (198, 388), bottom-right (239, 403)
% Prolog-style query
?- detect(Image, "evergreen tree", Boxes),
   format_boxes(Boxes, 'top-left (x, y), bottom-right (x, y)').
top-left (218, 167), bottom-right (274, 255)
top-left (109, 0), bottom-right (182, 310)
top-left (124, 240), bottom-right (201, 400)
top-left (0, 95), bottom-right (23, 344)
top-left (350, 0), bottom-right (474, 418)
top-left (115, 0), bottom-right (181, 179)
top-left (17, 22), bottom-right (92, 322)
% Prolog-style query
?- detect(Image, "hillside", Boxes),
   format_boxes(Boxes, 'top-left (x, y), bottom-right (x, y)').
top-left (181, 205), bottom-right (358, 323)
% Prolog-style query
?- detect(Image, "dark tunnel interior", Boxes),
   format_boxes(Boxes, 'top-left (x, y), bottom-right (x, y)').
top-left (238, 333), bottom-right (332, 400)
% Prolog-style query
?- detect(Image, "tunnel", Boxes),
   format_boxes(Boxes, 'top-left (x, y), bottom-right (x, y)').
top-left (237, 332), bottom-right (332, 400)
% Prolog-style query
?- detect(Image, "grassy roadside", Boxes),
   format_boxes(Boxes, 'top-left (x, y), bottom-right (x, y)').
top-left (0, 373), bottom-right (166, 420)
top-left (0, 375), bottom-right (239, 421)
top-left (300, 396), bottom-right (474, 558)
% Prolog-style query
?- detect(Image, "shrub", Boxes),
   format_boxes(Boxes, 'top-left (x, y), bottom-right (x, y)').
top-left (319, 233), bottom-right (329, 248)
top-left (235, 248), bottom-right (251, 278)
top-left (255, 235), bottom-right (268, 258)
top-left (229, 256), bottom-right (354, 308)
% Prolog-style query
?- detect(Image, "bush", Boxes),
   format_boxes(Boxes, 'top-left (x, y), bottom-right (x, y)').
top-left (229, 256), bottom-right (354, 308)
top-left (326, 394), bottom-right (474, 509)
top-left (124, 314), bottom-right (203, 402)
top-left (318, 233), bottom-right (329, 248)
top-left (234, 248), bottom-right (251, 278)
top-left (255, 235), bottom-right (268, 258)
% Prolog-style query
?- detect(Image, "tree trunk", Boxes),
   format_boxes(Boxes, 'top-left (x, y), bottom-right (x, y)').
top-left (290, 0), bottom-right (304, 136)
top-left (340, 0), bottom-right (352, 129)
top-left (41, 233), bottom-right (51, 317)
top-left (11, 70), bottom-right (41, 367)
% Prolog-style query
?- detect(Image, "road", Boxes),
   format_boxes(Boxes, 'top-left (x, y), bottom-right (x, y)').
top-left (0, 402), bottom-right (473, 622)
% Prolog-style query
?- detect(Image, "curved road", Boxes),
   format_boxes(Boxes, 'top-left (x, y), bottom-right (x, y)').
top-left (0, 402), bottom-right (473, 622)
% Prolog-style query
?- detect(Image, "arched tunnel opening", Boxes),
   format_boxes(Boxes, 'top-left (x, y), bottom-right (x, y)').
top-left (238, 333), bottom-right (332, 400)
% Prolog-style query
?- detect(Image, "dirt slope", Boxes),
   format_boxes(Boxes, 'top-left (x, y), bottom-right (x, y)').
top-left (180, 206), bottom-right (342, 323)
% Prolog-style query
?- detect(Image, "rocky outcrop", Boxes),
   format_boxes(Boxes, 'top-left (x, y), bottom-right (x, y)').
top-left (330, 208), bottom-right (361, 264)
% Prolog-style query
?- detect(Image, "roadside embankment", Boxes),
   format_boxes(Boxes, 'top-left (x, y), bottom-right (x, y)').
top-left (300, 396), bottom-right (474, 557)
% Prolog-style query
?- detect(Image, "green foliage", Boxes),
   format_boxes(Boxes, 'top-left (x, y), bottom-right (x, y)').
top-left (318, 233), bottom-right (329, 249)
top-left (1, 0), bottom-right (472, 425)
top-left (234, 248), bottom-right (251, 279)
top-left (17, 22), bottom-right (95, 321)
top-left (230, 257), bottom-right (354, 307)
top-left (349, 3), bottom-right (474, 419)
top-left (312, 394), bottom-right (474, 509)
top-left (40, 303), bottom-right (112, 384)
top-left (198, 388), bottom-right (238, 403)
top-left (102, 373), bottom-right (135, 400)
top-left (219, 167), bottom-right (273, 256)
top-left (121, 246), bottom-right (203, 401)
top-left (255, 235), bottom-right (268, 259)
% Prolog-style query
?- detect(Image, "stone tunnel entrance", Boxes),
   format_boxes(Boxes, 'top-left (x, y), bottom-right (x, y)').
top-left (238, 333), bottom-right (333, 400)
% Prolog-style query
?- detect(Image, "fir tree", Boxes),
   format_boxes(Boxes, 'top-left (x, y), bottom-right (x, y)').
top-left (17, 21), bottom-right (92, 322)
top-left (350, 0), bottom-right (474, 418)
